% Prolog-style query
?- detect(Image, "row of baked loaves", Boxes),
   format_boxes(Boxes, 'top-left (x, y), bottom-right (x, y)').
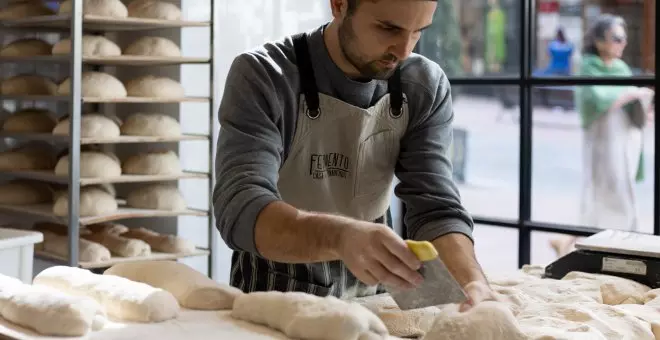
top-left (0, 0), bottom-right (182, 21)
top-left (0, 142), bottom-right (183, 177)
top-left (2, 110), bottom-right (181, 138)
top-left (0, 179), bottom-right (188, 215)
top-left (1, 35), bottom-right (182, 58)
top-left (0, 262), bottom-right (242, 337)
top-left (1, 72), bottom-right (185, 98)
top-left (33, 221), bottom-right (196, 261)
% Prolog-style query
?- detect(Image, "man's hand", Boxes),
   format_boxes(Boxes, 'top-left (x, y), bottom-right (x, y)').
top-left (337, 223), bottom-right (423, 290)
top-left (459, 281), bottom-right (503, 312)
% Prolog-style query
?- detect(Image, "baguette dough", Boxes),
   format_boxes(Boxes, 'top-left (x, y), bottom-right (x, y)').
top-left (58, 71), bottom-right (127, 98)
top-left (0, 1), bottom-right (55, 19)
top-left (0, 273), bottom-right (106, 336)
top-left (125, 75), bottom-right (185, 98)
top-left (1, 74), bottom-right (57, 95)
top-left (82, 231), bottom-right (151, 257)
top-left (0, 38), bottom-right (52, 57)
top-left (52, 186), bottom-right (118, 216)
top-left (126, 184), bottom-right (187, 210)
top-left (37, 230), bottom-right (111, 263)
top-left (121, 113), bottom-right (181, 136)
top-left (86, 222), bottom-right (129, 235)
top-left (122, 150), bottom-right (182, 175)
top-left (55, 151), bottom-right (122, 178)
top-left (231, 291), bottom-right (389, 340)
top-left (124, 36), bottom-right (181, 57)
top-left (2, 108), bottom-right (57, 133)
top-left (0, 142), bottom-right (56, 171)
top-left (127, 0), bottom-right (181, 20)
top-left (104, 260), bottom-right (243, 310)
top-left (119, 227), bottom-right (196, 253)
top-left (59, 0), bottom-right (128, 18)
top-left (33, 266), bottom-right (180, 323)
top-left (0, 180), bottom-right (52, 205)
top-left (52, 113), bottom-right (121, 138)
top-left (52, 35), bottom-right (121, 57)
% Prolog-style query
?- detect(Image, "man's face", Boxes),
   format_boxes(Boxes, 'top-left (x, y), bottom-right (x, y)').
top-left (336, 0), bottom-right (436, 79)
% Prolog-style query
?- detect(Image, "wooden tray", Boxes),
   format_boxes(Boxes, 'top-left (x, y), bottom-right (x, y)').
top-left (35, 248), bottom-right (210, 269)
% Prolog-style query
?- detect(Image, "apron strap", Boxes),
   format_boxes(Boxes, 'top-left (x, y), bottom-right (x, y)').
top-left (292, 33), bottom-right (321, 119)
top-left (387, 67), bottom-right (403, 118)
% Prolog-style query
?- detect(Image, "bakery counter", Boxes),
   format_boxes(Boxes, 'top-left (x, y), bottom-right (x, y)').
top-left (0, 310), bottom-right (290, 340)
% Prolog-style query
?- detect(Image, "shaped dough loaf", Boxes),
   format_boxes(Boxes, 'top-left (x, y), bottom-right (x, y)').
top-left (0, 142), bottom-right (56, 171)
top-left (231, 291), bottom-right (389, 340)
top-left (55, 151), bottom-right (122, 178)
top-left (126, 184), bottom-right (186, 210)
top-left (0, 180), bottom-right (52, 205)
top-left (0, 1), bottom-right (55, 19)
top-left (0, 38), bottom-right (52, 57)
top-left (0, 273), bottom-right (106, 336)
top-left (127, 0), bottom-right (181, 20)
top-left (122, 150), bottom-right (182, 175)
top-left (36, 230), bottom-right (111, 263)
top-left (125, 75), bottom-right (184, 98)
top-left (58, 71), bottom-right (127, 98)
top-left (82, 231), bottom-right (151, 257)
top-left (2, 108), bottom-right (57, 133)
top-left (124, 36), bottom-right (181, 57)
top-left (104, 260), bottom-right (242, 310)
top-left (52, 113), bottom-right (121, 138)
top-left (121, 113), bottom-right (181, 136)
top-left (59, 0), bottom-right (128, 18)
top-left (1, 74), bottom-right (57, 95)
top-left (52, 35), bottom-right (121, 57)
top-left (52, 186), bottom-right (118, 216)
top-left (118, 227), bottom-right (196, 253)
top-left (33, 266), bottom-right (180, 323)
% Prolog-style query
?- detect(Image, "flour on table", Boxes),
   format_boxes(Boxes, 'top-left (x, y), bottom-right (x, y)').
top-left (33, 266), bottom-right (180, 323)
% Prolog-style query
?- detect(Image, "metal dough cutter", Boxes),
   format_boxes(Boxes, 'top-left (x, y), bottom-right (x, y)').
top-left (544, 229), bottom-right (660, 288)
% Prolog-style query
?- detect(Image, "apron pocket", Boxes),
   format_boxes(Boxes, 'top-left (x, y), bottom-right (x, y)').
top-left (354, 130), bottom-right (399, 198)
top-left (267, 271), bottom-right (334, 297)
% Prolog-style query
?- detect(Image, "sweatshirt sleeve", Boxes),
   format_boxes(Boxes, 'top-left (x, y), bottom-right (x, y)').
top-left (213, 54), bottom-right (284, 254)
top-left (395, 65), bottom-right (475, 244)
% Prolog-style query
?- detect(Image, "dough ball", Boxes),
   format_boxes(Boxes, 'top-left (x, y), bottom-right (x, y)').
top-left (0, 38), bottom-right (52, 57)
top-left (53, 186), bottom-right (118, 217)
top-left (127, 0), bottom-right (181, 20)
top-left (52, 113), bottom-right (121, 139)
top-left (2, 108), bottom-right (57, 133)
top-left (120, 113), bottom-right (181, 137)
top-left (0, 180), bottom-right (52, 205)
top-left (0, 142), bottom-right (56, 171)
top-left (57, 72), bottom-right (127, 98)
top-left (122, 150), bottom-right (181, 175)
top-left (126, 184), bottom-right (186, 211)
top-left (125, 75), bottom-right (184, 98)
top-left (55, 151), bottom-right (122, 178)
top-left (51, 35), bottom-right (121, 57)
top-left (1, 75), bottom-right (58, 95)
top-left (124, 36), bottom-right (181, 57)
top-left (59, 0), bottom-right (128, 18)
top-left (0, 1), bottom-right (55, 19)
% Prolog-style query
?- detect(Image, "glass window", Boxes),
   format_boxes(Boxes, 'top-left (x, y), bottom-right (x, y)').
top-left (473, 224), bottom-right (519, 272)
top-left (531, 231), bottom-right (575, 266)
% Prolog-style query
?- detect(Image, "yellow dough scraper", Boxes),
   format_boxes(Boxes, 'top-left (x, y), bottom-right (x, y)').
top-left (386, 240), bottom-right (468, 310)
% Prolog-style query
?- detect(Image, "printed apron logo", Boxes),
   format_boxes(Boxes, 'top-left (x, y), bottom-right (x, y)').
top-left (309, 153), bottom-right (350, 179)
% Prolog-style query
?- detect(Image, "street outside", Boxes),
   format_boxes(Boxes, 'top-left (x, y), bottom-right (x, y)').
top-left (450, 92), bottom-right (656, 273)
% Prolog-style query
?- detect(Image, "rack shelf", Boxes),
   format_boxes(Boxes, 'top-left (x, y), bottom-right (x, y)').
top-left (0, 95), bottom-right (210, 103)
top-left (0, 133), bottom-right (209, 144)
top-left (35, 248), bottom-right (211, 269)
top-left (0, 203), bottom-right (208, 226)
top-left (0, 170), bottom-right (208, 185)
top-left (0, 14), bottom-right (209, 31)
top-left (0, 55), bottom-right (211, 66)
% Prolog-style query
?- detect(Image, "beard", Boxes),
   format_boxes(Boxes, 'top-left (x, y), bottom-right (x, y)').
top-left (337, 17), bottom-right (398, 80)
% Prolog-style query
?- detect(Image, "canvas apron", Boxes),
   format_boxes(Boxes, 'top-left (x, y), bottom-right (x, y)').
top-left (229, 33), bottom-right (409, 299)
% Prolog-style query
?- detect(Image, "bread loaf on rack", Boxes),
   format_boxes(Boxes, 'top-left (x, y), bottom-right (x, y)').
top-left (120, 113), bottom-right (181, 136)
top-left (126, 183), bottom-right (187, 211)
top-left (122, 150), bottom-right (182, 175)
top-left (52, 113), bottom-right (121, 138)
top-left (0, 142), bottom-right (57, 171)
top-left (59, 0), bottom-right (128, 19)
top-left (58, 71), bottom-right (127, 98)
top-left (125, 75), bottom-right (184, 98)
top-left (54, 151), bottom-right (122, 178)
top-left (52, 185), bottom-right (118, 217)
top-left (124, 36), bottom-right (181, 57)
top-left (1, 108), bottom-right (57, 133)
top-left (52, 35), bottom-right (121, 57)
top-left (0, 38), bottom-right (52, 57)
top-left (35, 230), bottom-right (112, 263)
top-left (127, 0), bottom-right (181, 20)
top-left (0, 1), bottom-right (55, 19)
top-left (1, 74), bottom-right (57, 95)
top-left (0, 180), bottom-right (52, 205)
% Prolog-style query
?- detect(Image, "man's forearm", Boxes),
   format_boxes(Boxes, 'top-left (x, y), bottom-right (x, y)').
top-left (431, 233), bottom-right (487, 287)
top-left (254, 201), bottom-right (347, 263)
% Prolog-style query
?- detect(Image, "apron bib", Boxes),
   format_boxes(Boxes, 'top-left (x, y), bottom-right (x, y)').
top-left (230, 33), bottom-right (409, 299)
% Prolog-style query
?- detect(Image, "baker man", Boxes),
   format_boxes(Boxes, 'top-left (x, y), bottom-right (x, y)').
top-left (214, 0), bottom-right (499, 310)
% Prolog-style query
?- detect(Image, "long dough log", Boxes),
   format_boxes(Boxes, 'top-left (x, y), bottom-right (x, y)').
top-left (82, 231), bottom-right (151, 257)
top-left (119, 227), bottom-right (196, 253)
top-left (33, 266), bottom-right (180, 323)
top-left (37, 230), bottom-right (111, 263)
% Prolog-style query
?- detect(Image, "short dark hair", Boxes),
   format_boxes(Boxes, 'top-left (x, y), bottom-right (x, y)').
top-left (583, 14), bottom-right (625, 56)
top-left (346, 0), bottom-right (437, 15)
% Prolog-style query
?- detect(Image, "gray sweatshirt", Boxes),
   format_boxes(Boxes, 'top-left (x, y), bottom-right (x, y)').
top-left (213, 24), bottom-right (474, 296)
